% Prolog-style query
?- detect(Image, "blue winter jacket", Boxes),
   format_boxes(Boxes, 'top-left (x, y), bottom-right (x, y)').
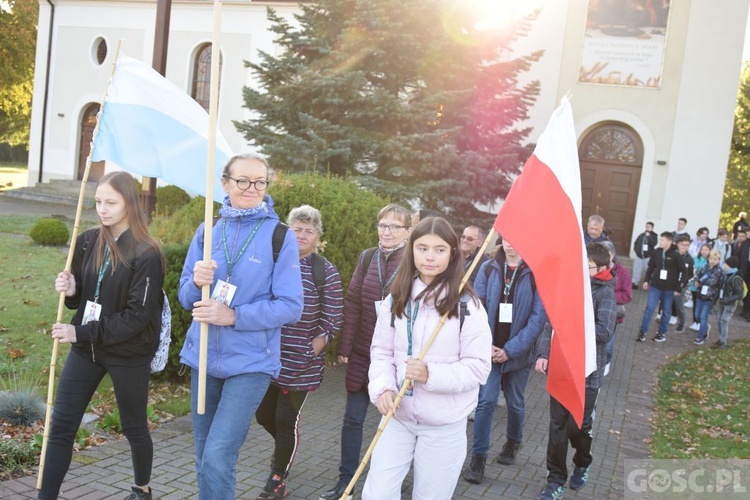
top-left (474, 252), bottom-right (547, 373)
top-left (178, 195), bottom-right (304, 379)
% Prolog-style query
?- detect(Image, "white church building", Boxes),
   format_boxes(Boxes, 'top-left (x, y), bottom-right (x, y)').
top-left (28, 0), bottom-right (750, 255)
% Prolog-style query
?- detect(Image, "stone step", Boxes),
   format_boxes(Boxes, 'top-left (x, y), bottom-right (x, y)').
top-left (3, 179), bottom-right (96, 207)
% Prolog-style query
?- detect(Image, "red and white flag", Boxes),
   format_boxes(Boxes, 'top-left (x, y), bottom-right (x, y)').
top-left (494, 97), bottom-right (596, 427)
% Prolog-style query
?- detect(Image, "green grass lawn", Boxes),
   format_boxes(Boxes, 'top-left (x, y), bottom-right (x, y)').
top-left (0, 216), bottom-right (190, 441)
top-left (652, 340), bottom-right (750, 459)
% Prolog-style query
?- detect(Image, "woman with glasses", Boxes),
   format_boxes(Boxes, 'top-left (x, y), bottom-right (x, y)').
top-left (319, 203), bottom-right (412, 500)
top-left (178, 152), bottom-right (304, 500)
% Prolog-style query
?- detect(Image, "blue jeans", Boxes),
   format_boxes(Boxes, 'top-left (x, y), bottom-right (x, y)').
top-left (640, 287), bottom-right (675, 335)
top-left (694, 298), bottom-right (713, 341)
top-left (338, 388), bottom-right (370, 486)
top-left (191, 370), bottom-right (271, 500)
top-left (471, 363), bottom-right (531, 457)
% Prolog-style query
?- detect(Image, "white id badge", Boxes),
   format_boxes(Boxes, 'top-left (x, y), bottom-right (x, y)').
top-left (374, 300), bottom-right (384, 319)
top-left (642, 244), bottom-right (648, 252)
top-left (499, 303), bottom-right (513, 323)
top-left (701, 285), bottom-right (709, 296)
top-left (211, 279), bottom-right (237, 307)
top-left (659, 269), bottom-right (668, 280)
top-left (82, 300), bottom-right (102, 325)
top-left (396, 362), bottom-right (413, 396)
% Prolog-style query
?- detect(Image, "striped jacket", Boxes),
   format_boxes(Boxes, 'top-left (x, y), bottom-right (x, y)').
top-left (274, 253), bottom-right (344, 391)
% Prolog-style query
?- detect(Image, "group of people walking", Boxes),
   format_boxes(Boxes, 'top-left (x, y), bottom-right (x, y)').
top-left (37, 153), bottom-right (747, 500)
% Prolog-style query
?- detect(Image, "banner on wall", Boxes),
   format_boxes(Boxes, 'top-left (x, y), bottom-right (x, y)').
top-left (579, 0), bottom-right (671, 88)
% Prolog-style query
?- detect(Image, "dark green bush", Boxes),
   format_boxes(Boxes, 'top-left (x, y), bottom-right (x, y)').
top-left (29, 218), bottom-right (69, 246)
top-left (154, 185), bottom-right (191, 218)
top-left (150, 196), bottom-right (220, 246)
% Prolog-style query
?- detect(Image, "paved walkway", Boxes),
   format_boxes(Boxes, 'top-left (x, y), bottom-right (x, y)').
top-left (1, 201), bottom-right (749, 499)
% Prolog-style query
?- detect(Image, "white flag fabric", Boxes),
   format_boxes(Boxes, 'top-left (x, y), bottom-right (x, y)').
top-left (91, 55), bottom-right (233, 201)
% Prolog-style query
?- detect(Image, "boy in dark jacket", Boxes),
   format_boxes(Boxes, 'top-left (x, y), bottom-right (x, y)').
top-left (632, 221), bottom-right (657, 288)
top-left (715, 256), bottom-right (745, 348)
top-left (535, 243), bottom-right (616, 500)
top-left (637, 232), bottom-right (683, 342)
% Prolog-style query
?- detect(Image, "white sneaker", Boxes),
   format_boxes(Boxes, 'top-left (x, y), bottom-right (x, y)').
top-left (655, 314), bottom-right (661, 322)
top-left (685, 300), bottom-right (693, 309)
top-left (669, 316), bottom-right (677, 325)
top-left (604, 363), bottom-right (610, 377)
top-left (689, 322), bottom-right (700, 331)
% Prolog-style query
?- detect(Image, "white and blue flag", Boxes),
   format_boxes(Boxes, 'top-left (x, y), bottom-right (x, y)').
top-left (91, 55), bottom-right (232, 201)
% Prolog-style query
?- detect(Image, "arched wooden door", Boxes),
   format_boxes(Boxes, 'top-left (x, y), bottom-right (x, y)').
top-left (78, 103), bottom-right (105, 182)
top-left (579, 123), bottom-right (643, 256)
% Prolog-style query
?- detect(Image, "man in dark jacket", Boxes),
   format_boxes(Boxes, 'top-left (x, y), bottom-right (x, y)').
top-left (463, 238), bottom-right (547, 484)
top-left (460, 225), bottom-right (489, 285)
top-left (631, 221), bottom-right (657, 288)
top-left (637, 232), bottom-right (683, 342)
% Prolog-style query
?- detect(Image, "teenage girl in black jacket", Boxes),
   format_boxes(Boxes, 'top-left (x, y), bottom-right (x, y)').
top-left (38, 171), bottom-right (165, 500)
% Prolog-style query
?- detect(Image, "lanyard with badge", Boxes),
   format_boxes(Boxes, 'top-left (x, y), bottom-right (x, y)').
top-left (397, 299), bottom-right (420, 397)
top-left (374, 249), bottom-right (399, 317)
top-left (211, 219), bottom-right (265, 306)
top-left (659, 250), bottom-right (668, 280)
top-left (82, 246), bottom-right (111, 325)
top-left (499, 261), bottom-right (521, 324)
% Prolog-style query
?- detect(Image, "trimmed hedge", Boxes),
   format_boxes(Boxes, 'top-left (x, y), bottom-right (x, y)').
top-left (29, 218), bottom-right (69, 246)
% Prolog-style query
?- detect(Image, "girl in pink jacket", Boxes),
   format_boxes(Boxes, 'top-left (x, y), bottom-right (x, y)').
top-left (363, 217), bottom-right (491, 500)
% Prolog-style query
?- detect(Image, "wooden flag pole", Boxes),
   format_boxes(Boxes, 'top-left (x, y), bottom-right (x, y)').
top-left (341, 228), bottom-right (497, 498)
top-left (37, 41), bottom-right (123, 490)
top-left (197, 0), bottom-right (223, 414)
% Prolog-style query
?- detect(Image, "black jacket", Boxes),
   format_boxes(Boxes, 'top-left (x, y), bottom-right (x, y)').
top-left (644, 246), bottom-right (683, 292)
top-left (66, 228), bottom-right (164, 365)
top-left (633, 231), bottom-right (658, 259)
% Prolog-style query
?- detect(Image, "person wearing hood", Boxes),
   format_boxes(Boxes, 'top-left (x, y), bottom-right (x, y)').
top-left (715, 256), bottom-right (745, 348)
top-left (178, 153), bottom-right (304, 500)
top-left (535, 242), bottom-right (616, 500)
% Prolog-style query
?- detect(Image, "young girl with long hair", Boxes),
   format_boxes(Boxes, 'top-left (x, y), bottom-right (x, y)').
top-left (362, 217), bottom-right (491, 500)
top-left (40, 171), bottom-right (165, 500)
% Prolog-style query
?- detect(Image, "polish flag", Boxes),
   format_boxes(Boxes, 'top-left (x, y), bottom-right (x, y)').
top-left (494, 97), bottom-right (596, 427)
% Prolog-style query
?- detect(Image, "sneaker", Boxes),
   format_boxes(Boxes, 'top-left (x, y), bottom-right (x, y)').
top-left (463, 454), bottom-right (486, 484)
top-left (713, 340), bottom-right (726, 348)
top-left (669, 316), bottom-right (677, 325)
top-left (693, 338), bottom-right (705, 346)
top-left (653, 333), bottom-right (666, 342)
top-left (655, 313), bottom-right (661, 322)
top-left (637, 333), bottom-right (646, 342)
top-left (569, 465), bottom-right (590, 491)
top-left (319, 483), bottom-right (352, 500)
top-left (496, 439), bottom-right (522, 465)
top-left (685, 300), bottom-right (693, 309)
top-left (675, 324), bottom-right (686, 333)
top-left (125, 487), bottom-right (152, 500)
top-left (539, 482), bottom-right (564, 500)
top-left (603, 363), bottom-right (610, 377)
top-left (257, 474), bottom-right (289, 499)
top-left (689, 322), bottom-right (700, 331)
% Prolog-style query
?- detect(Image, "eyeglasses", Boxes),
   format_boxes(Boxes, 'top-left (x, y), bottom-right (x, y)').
top-left (461, 235), bottom-right (477, 242)
top-left (227, 177), bottom-right (269, 191)
top-left (588, 265), bottom-right (598, 269)
top-left (377, 223), bottom-right (407, 233)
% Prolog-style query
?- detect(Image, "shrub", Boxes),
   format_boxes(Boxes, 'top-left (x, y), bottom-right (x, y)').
top-left (0, 438), bottom-right (37, 480)
top-left (150, 196), bottom-right (220, 246)
top-left (29, 218), bottom-right (69, 246)
top-left (0, 389), bottom-right (45, 426)
top-left (154, 185), bottom-right (191, 218)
